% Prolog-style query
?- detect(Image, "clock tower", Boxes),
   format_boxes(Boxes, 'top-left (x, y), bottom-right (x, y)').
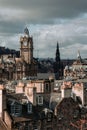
top-left (20, 27), bottom-right (33, 64)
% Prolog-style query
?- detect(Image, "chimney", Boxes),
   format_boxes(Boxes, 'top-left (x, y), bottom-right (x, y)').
top-left (0, 84), bottom-right (6, 120)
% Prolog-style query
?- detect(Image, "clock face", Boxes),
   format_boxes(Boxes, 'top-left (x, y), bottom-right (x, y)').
top-left (24, 41), bottom-right (27, 46)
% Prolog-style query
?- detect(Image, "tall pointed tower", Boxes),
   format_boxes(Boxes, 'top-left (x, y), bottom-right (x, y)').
top-left (55, 42), bottom-right (60, 63)
top-left (54, 42), bottom-right (63, 79)
top-left (20, 27), bottom-right (33, 64)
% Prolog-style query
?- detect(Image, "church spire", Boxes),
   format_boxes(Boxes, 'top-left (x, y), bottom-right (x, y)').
top-left (54, 42), bottom-right (63, 80)
top-left (55, 42), bottom-right (60, 62)
top-left (77, 50), bottom-right (82, 61)
top-left (77, 50), bottom-right (81, 58)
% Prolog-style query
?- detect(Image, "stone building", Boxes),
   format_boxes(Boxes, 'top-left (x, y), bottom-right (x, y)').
top-left (14, 27), bottom-right (37, 80)
top-left (0, 77), bottom-right (54, 130)
top-left (15, 78), bottom-right (54, 107)
top-left (72, 82), bottom-right (87, 106)
top-left (0, 28), bottom-right (37, 80)
top-left (54, 97), bottom-right (80, 130)
top-left (1, 79), bottom-right (87, 129)
top-left (60, 80), bottom-right (87, 107)
top-left (64, 51), bottom-right (87, 79)
top-left (61, 81), bottom-right (72, 99)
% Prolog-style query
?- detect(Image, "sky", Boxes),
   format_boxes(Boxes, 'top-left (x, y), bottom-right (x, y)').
top-left (0, 0), bottom-right (87, 59)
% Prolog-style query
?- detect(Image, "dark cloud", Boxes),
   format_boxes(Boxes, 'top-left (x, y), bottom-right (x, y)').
top-left (0, 21), bottom-right (24, 34)
top-left (0, 0), bottom-right (87, 23)
top-left (0, 0), bottom-right (87, 58)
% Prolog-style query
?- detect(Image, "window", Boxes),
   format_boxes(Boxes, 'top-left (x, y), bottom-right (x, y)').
top-left (27, 103), bottom-right (32, 113)
top-left (38, 96), bottom-right (43, 105)
top-left (24, 123), bottom-right (31, 130)
top-left (11, 103), bottom-right (22, 116)
top-left (45, 83), bottom-right (50, 92)
top-left (56, 83), bottom-right (58, 87)
top-left (71, 92), bottom-right (73, 98)
top-left (47, 113), bottom-right (52, 121)
top-left (40, 83), bottom-right (43, 92)
top-left (17, 64), bottom-right (21, 71)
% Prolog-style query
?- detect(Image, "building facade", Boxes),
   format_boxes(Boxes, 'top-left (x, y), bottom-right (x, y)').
top-left (14, 28), bottom-right (37, 80)
top-left (0, 28), bottom-right (37, 80)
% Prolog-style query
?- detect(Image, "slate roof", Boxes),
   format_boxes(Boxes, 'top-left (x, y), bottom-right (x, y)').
top-left (37, 73), bottom-right (55, 80)
top-left (7, 93), bottom-right (28, 104)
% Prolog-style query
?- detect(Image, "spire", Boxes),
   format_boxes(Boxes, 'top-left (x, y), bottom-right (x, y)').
top-left (77, 50), bottom-right (81, 61)
top-left (24, 27), bottom-right (29, 36)
top-left (54, 42), bottom-right (63, 79)
top-left (55, 42), bottom-right (60, 62)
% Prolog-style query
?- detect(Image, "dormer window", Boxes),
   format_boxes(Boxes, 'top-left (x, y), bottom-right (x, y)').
top-left (11, 102), bottom-right (22, 116)
top-left (38, 96), bottom-right (43, 105)
top-left (45, 83), bottom-right (50, 92)
top-left (27, 103), bottom-right (32, 113)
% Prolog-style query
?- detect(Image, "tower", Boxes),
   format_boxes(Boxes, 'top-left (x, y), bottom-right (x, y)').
top-left (14, 27), bottom-right (37, 80)
top-left (77, 50), bottom-right (82, 62)
top-left (20, 27), bottom-right (33, 64)
top-left (54, 42), bottom-right (63, 79)
top-left (55, 42), bottom-right (60, 63)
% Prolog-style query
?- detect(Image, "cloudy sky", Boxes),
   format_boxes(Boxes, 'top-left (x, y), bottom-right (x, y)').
top-left (0, 0), bottom-right (87, 59)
